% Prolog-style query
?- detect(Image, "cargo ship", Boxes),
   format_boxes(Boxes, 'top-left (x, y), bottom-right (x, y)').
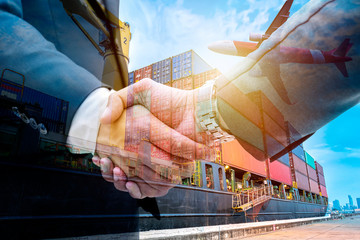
top-left (0, 49), bottom-right (328, 239)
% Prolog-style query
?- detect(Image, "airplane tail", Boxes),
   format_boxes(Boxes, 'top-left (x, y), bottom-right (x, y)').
top-left (333, 38), bottom-right (353, 77)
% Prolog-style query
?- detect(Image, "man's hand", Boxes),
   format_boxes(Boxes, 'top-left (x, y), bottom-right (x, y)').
top-left (95, 79), bottom-right (217, 199)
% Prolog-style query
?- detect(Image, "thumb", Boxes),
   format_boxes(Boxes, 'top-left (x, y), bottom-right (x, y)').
top-left (100, 92), bottom-right (125, 124)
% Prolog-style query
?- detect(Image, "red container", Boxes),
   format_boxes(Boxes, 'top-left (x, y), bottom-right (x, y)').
top-left (247, 91), bottom-right (285, 129)
top-left (292, 153), bottom-right (307, 175)
top-left (134, 65), bottom-right (152, 82)
top-left (295, 171), bottom-right (310, 191)
top-left (318, 173), bottom-right (326, 186)
top-left (263, 113), bottom-right (288, 146)
top-left (309, 178), bottom-right (320, 194)
top-left (269, 160), bottom-right (292, 185)
top-left (315, 161), bottom-right (324, 176)
top-left (222, 140), bottom-right (267, 177)
top-left (217, 85), bottom-right (262, 127)
top-left (320, 184), bottom-right (328, 198)
top-left (307, 165), bottom-right (317, 181)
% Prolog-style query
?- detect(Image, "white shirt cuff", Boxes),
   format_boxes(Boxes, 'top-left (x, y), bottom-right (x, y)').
top-left (67, 88), bottom-right (115, 154)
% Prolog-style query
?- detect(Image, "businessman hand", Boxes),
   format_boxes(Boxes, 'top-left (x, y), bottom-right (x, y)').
top-left (95, 79), bottom-right (218, 198)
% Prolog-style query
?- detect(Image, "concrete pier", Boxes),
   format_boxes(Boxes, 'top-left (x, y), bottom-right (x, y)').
top-left (140, 215), bottom-right (360, 240)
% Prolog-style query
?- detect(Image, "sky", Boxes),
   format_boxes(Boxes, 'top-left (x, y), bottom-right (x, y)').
top-left (119, 0), bottom-right (360, 206)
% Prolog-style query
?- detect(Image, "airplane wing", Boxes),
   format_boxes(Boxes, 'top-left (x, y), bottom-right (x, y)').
top-left (256, 0), bottom-right (293, 47)
top-left (259, 61), bottom-right (294, 105)
top-left (265, 0), bottom-right (293, 37)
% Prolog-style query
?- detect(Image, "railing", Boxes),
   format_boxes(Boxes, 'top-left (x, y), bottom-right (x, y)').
top-left (232, 185), bottom-right (273, 212)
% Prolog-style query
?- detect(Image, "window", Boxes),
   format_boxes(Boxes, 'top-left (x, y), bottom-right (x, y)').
top-left (218, 168), bottom-right (224, 191)
top-left (205, 164), bottom-right (214, 189)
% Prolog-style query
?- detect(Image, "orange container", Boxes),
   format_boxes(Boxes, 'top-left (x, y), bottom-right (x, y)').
top-left (134, 65), bottom-right (152, 82)
top-left (222, 140), bottom-right (267, 177)
top-left (318, 173), bottom-right (326, 186)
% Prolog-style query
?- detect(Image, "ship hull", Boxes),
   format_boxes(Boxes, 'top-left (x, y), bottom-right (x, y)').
top-left (1, 161), bottom-right (326, 238)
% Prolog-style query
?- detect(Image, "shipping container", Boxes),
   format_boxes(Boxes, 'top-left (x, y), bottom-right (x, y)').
top-left (128, 71), bottom-right (134, 85)
top-left (292, 144), bottom-right (305, 161)
top-left (309, 178), bottom-right (320, 194)
top-left (134, 65), bottom-right (152, 82)
top-left (172, 50), bottom-right (212, 80)
top-left (292, 153), bottom-right (307, 175)
top-left (222, 140), bottom-right (267, 177)
top-left (295, 171), bottom-right (310, 192)
top-left (193, 69), bottom-right (221, 89)
top-left (320, 184), bottom-right (328, 198)
top-left (269, 159), bottom-right (292, 185)
top-left (318, 173), bottom-right (326, 186)
top-left (307, 165), bottom-right (317, 181)
top-left (278, 153), bottom-right (290, 166)
top-left (304, 151), bottom-right (316, 169)
top-left (152, 58), bottom-right (172, 84)
top-left (315, 161), bottom-right (324, 176)
top-left (172, 76), bottom-right (193, 90)
top-left (0, 78), bottom-right (69, 134)
top-left (246, 91), bottom-right (285, 130)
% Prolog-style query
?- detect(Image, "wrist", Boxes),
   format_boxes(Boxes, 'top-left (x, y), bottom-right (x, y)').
top-left (196, 80), bottom-right (234, 143)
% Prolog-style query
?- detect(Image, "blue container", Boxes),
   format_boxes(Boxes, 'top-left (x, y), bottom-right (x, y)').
top-left (152, 58), bottom-right (171, 84)
top-left (1, 78), bottom-right (69, 133)
top-left (172, 50), bottom-right (212, 80)
top-left (128, 71), bottom-right (134, 85)
top-left (292, 145), bottom-right (305, 161)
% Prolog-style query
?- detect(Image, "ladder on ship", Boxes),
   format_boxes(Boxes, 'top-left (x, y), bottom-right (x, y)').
top-left (232, 185), bottom-right (273, 212)
top-left (191, 160), bottom-right (201, 187)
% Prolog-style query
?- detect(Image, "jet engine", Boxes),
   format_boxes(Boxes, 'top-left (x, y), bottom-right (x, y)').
top-left (249, 33), bottom-right (263, 42)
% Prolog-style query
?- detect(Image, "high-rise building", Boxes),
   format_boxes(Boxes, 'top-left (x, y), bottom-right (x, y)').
top-left (357, 198), bottom-right (360, 209)
top-left (333, 199), bottom-right (341, 210)
top-left (348, 195), bottom-right (354, 209)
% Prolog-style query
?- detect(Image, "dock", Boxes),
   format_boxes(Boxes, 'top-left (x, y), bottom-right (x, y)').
top-left (140, 215), bottom-right (360, 240)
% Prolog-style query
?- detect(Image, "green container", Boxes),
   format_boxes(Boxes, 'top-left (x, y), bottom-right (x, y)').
top-left (305, 151), bottom-right (316, 169)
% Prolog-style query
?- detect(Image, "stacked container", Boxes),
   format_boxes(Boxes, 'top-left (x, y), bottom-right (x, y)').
top-left (0, 79), bottom-right (69, 134)
top-left (172, 76), bottom-right (193, 90)
top-left (285, 122), bottom-right (310, 191)
top-left (193, 69), bottom-right (221, 89)
top-left (128, 71), bottom-right (134, 85)
top-left (172, 50), bottom-right (212, 80)
top-left (305, 151), bottom-right (319, 194)
top-left (152, 58), bottom-right (172, 84)
top-left (134, 65), bottom-right (152, 83)
top-left (315, 161), bottom-right (327, 198)
top-left (222, 140), bottom-right (267, 177)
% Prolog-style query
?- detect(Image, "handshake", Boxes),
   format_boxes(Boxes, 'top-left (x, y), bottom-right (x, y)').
top-left (68, 78), bottom-right (225, 199)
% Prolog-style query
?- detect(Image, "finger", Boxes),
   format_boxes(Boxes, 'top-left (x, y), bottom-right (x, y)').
top-left (100, 157), bottom-right (114, 182)
top-left (126, 178), bottom-right (170, 199)
top-left (92, 155), bottom-right (100, 167)
top-left (113, 167), bottom-right (128, 192)
top-left (125, 181), bottom-right (143, 199)
top-left (100, 91), bottom-right (125, 124)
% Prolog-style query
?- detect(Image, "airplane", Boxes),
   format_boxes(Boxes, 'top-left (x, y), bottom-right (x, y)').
top-left (208, 0), bottom-right (353, 105)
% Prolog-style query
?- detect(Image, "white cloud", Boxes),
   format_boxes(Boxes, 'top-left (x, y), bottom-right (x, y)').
top-left (122, 0), bottom-right (285, 73)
